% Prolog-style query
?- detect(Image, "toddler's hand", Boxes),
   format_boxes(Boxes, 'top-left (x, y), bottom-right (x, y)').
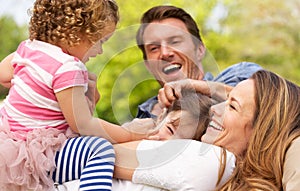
top-left (122, 118), bottom-right (157, 137)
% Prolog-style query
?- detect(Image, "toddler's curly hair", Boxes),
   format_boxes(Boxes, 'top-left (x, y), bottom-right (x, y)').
top-left (29, 0), bottom-right (119, 47)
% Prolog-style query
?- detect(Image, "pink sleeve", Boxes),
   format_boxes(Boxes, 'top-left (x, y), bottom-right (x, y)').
top-left (52, 61), bottom-right (88, 93)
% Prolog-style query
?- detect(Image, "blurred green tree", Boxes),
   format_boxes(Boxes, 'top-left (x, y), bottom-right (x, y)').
top-left (205, 0), bottom-right (300, 84)
top-left (0, 16), bottom-right (27, 99)
top-left (1, 0), bottom-right (299, 123)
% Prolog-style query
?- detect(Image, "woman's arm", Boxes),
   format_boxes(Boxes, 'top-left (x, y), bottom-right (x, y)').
top-left (0, 53), bottom-right (15, 88)
top-left (56, 86), bottom-right (155, 143)
top-left (113, 141), bottom-right (141, 180)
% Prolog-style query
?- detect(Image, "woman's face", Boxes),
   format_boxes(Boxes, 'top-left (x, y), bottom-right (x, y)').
top-left (201, 79), bottom-right (256, 156)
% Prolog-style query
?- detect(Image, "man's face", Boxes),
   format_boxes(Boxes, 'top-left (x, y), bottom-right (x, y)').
top-left (142, 18), bottom-right (205, 86)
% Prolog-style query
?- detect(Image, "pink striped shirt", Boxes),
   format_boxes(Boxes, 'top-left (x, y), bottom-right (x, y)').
top-left (0, 40), bottom-right (88, 132)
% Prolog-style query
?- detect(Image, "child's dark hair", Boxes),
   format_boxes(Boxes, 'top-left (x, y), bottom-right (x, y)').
top-left (170, 89), bottom-right (211, 141)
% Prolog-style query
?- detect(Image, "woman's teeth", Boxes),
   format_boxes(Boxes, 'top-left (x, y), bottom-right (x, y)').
top-left (209, 121), bottom-right (224, 131)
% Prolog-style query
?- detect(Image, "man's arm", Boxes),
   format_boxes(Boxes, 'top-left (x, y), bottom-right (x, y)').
top-left (158, 79), bottom-right (232, 108)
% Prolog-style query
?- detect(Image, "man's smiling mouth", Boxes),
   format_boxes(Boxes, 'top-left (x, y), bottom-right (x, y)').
top-left (163, 64), bottom-right (182, 74)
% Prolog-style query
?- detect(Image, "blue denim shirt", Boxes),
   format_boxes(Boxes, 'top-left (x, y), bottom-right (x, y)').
top-left (136, 62), bottom-right (263, 119)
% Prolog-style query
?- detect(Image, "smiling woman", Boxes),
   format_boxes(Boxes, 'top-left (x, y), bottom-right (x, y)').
top-left (158, 69), bottom-right (300, 190)
top-left (202, 79), bottom-right (256, 157)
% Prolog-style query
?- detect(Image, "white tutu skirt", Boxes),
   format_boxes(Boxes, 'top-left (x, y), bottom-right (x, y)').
top-left (0, 117), bottom-right (78, 191)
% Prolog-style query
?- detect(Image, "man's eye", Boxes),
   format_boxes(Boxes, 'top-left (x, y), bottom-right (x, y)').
top-left (147, 45), bottom-right (159, 52)
top-left (170, 40), bottom-right (180, 45)
top-left (150, 47), bottom-right (158, 51)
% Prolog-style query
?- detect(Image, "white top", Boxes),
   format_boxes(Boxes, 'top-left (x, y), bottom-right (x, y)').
top-left (57, 140), bottom-right (236, 191)
top-left (114, 140), bottom-right (236, 191)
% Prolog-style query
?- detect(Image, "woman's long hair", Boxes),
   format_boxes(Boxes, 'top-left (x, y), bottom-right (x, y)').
top-left (218, 70), bottom-right (300, 190)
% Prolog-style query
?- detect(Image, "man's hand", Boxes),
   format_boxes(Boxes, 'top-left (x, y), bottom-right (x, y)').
top-left (157, 79), bottom-right (232, 108)
top-left (158, 79), bottom-right (205, 108)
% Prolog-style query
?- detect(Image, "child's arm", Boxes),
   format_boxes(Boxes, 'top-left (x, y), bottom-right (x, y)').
top-left (0, 53), bottom-right (15, 88)
top-left (85, 72), bottom-right (100, 114)
top-left (56, 86), bottom-right (155, 143)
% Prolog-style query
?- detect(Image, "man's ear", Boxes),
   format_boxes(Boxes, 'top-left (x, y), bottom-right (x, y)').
top-left (195, 44), bottom-right (206, 80)
top-left (144, 60), bottom-right (151, 71)
top-left (196, 44), bottom-right (206, 62)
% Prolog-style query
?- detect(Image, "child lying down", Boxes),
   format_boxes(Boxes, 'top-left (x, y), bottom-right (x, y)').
top-left (55, 91), bottom-right (236, 191)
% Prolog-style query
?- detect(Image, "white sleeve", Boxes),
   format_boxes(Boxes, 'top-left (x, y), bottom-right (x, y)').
top-left (132, 140), bottom-right (236, 191)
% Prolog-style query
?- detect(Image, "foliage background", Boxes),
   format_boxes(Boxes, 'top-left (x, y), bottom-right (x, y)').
top-left (0, 0), bottom-right (299, 124)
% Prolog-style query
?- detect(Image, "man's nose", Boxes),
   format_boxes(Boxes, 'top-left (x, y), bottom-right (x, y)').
top-left (159, 44), bottom-right (174, 60)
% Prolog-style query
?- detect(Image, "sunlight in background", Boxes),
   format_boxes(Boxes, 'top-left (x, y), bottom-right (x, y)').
top-left (1, 0), bottom-right (299, 122)
top-left (0, 0), bottom-right (34, 26)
